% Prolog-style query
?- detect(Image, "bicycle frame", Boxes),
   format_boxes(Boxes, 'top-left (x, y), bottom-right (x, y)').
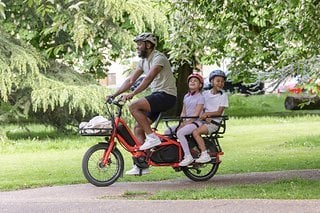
top-left (102, 99), bottom-right (184, 168)
top-left (81, 97), bottom-right (228, 186)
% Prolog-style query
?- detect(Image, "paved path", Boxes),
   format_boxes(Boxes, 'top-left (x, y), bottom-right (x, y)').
top-left (1, 169), bottom-right (319, 213)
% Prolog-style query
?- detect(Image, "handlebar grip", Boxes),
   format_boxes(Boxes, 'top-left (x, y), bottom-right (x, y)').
top-left (106, 96), bottom-right (114, 104)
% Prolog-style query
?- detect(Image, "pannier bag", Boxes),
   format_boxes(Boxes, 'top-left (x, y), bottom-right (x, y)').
top-left (150, 145), bottom-right (179, 163)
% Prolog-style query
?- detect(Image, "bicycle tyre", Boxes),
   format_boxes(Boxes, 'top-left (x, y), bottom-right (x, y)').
top-left (82, 143), bottom-right (124, 187)
top-left (182, 162), bottom-right (219, 181)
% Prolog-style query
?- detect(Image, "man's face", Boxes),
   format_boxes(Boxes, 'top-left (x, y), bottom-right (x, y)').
top-left (136, 41), bottom-right (147, 58)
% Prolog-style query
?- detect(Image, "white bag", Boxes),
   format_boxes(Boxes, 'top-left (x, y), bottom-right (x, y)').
top-left (79, 116), bottom-right (112, 134)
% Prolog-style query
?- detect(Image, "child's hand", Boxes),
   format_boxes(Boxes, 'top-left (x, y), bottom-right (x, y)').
top-left (200, 113), bottom-right (208, 120)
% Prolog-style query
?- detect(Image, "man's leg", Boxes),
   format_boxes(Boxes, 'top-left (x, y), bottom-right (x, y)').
top-left (129, 97), bottom-right (153, 135)
top-left (134, 123), bottom-right (150, 144)
top-left (125, 98), bottom-right (152, 175)
top-left (129, 97), bottom-right (162, 150)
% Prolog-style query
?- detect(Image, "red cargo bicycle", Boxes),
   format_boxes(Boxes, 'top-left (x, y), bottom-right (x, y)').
top-left (80, 97), bottom-right (228, 187)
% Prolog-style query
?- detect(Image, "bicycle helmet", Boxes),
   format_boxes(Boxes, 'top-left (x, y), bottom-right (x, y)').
top-left (209, 70), bottom-right (227, 82)
top-left (134, 32), bottom-right (157, 46)
top-left (187, 73), bottom-right (204, 88)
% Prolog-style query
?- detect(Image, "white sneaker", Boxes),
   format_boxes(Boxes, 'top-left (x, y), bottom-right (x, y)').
top-left (195, 151), bottom-right (211, 163)
top-left (139, 135), bottom-right (161, 150)
top-left (179, 154), bottom-right (194, 167)
top-left (125, 165), bottom-right (150, 175)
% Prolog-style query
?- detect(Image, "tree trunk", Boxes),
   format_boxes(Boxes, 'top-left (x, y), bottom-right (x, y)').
top-left (162, 63), bottom-right (192, 116)
top-left (284, 95), bottom-right (320, 110)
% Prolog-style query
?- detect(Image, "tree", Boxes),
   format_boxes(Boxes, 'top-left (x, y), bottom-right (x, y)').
top-left (164, 0), bottom-right (320, 94)
top-left (1, 0), bottom-right (168, 77)
top-left (0, 29), bottom-right (46, 102)
top-left (0, 29), bottom-right (106, 127)
top-left (0, 0), bottom-right (170, 126)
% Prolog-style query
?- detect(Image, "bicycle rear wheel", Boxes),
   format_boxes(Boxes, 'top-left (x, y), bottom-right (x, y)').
top-left (82, 143), bottom-right (124, 187)
top-left (182, 161), bottom-right (219, 181)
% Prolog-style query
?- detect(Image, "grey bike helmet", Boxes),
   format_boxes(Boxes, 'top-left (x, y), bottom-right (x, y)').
top-left (134, 32), bottom-right (157, 46)
top-left (209, 70), bottom-right (227, 82)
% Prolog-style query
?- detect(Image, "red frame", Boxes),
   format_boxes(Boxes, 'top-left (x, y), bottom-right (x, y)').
top-left (104, 115), bottom-right (184, 168)
top-left (97, 100), bottom-right (224, 169)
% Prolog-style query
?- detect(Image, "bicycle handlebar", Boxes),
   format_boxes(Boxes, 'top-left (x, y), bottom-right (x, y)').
top-left (106, 96), bottom-right (126, 107)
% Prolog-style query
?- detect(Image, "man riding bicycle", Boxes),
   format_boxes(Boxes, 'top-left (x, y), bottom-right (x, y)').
top-left (108, 32), bottom-right (177, 175)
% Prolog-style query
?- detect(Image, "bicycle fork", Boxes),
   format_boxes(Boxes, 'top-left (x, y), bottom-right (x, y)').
top-left (101, 136), bottom-right (117, 166)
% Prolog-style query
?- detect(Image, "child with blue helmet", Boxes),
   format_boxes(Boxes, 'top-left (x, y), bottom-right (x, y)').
top-left (193, 70), bottom-right (229, 163)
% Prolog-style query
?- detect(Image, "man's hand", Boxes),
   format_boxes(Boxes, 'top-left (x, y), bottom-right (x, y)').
top-left (122, 92), bottom-right (135, 101)
top-left (106, 95), bottom-right (114, 104)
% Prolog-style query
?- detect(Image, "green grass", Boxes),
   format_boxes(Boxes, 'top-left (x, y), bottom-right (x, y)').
top-left (150, 179), bottom-right (320, 200)
top-left (0, 94), bottom-right (320, 199)
top-left (226, 94), bottom-right (320, 117)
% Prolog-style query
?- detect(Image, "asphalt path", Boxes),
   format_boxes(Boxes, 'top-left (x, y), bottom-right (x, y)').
top-left (0, 169), bottom-right (319, 213)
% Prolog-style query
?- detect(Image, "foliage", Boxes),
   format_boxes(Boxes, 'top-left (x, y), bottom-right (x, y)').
top-left (0, 0), bottom-right (170, 126)
top-left (0, 29), bottom-right (46, 101)
top-left (32, 73), bottom-right (105, 116)
top-left (164, 0), bottom-right (320, 94)
top-left (0, 58), bottom-right (111, 128)
top-left (2, 0), bottom-right (320, 127)
top-left (0, 0), bottom-right (168, 77)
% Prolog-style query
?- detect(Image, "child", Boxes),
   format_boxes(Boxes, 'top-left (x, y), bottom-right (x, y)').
top-left (192, 70), bottom-right (229, 163)
top-left (165, 73), bottom-right (205, 166)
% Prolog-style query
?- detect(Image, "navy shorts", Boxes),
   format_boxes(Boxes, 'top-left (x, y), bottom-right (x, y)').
top-left (145, 92), bottom-right (177, 122)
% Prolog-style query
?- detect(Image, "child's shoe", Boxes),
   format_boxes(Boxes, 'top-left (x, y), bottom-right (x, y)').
top-left (195, 151), bottom-right (211, 163)
top-left (179, 154), bottom-right (194, 166)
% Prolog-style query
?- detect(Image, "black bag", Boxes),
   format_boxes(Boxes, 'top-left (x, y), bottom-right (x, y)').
top-left (116, 123), bottom-right (136, 147)
top-left (150, 145), bottom-right (179, 163)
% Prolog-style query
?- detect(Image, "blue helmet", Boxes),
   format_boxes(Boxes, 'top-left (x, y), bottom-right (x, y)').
top-left (209, 70), bottom-right (226, 82)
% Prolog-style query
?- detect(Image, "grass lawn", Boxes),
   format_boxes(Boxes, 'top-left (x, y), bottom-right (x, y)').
top-left (0, 94), bottom-right (319, 199)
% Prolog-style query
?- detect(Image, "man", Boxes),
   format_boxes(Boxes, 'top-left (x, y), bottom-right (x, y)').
top-left (108, 32), bottom-right (177, 175)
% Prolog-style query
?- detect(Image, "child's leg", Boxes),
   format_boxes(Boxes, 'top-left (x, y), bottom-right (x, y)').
top-left (164, 124), bottom-right (178, 135)
top-left (176, 124), bottom-right (197, 156)
top-left (192, 125), bottom-right (208, 152)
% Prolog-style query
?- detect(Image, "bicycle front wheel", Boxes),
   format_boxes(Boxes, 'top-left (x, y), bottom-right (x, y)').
top-left (82, 143), bottom-right (124, 187)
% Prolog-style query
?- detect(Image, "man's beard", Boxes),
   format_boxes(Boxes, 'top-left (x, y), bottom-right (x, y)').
top-left (138, 48), bottom-right (147, 58)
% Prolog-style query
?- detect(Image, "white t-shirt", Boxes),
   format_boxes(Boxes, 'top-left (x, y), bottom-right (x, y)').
top-left (203, 90), bottom-right (228, 122)
top-left (203, 90), bottom-right (228, 111)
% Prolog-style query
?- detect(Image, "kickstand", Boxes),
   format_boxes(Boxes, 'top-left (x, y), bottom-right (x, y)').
top-left (138, 168), bottom-right (143, 176)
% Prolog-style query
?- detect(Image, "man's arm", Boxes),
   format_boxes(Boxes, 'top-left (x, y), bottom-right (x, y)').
top-left (132, 65), bottom-right (162, 96)
top-left (112, 68), bottom-right (143, 98)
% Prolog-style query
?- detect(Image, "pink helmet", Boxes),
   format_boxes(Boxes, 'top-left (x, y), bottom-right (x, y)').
top-left (187, 73), bottom-right (204, 88)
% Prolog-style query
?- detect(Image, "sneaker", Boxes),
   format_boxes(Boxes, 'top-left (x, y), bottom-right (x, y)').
top-left (179, 154), bottom-right (194, 167)
top-left (125, 165), bottom-right (150, 175)
top-left (195, 151), bottom-right (211, 163)
top-left (139, 135), bottom-right (161, 150)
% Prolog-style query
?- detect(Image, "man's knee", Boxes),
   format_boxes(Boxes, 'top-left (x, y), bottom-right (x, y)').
top-left (129, 102), bottom-right (138, 113)
top-left (129, 99), bottom-right (150, 113)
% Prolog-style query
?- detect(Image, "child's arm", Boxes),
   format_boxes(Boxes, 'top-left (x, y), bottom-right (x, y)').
top-left (200, 106), bottom-right (225, 120)
top-left (192, 104), bottom-right (204, 120)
